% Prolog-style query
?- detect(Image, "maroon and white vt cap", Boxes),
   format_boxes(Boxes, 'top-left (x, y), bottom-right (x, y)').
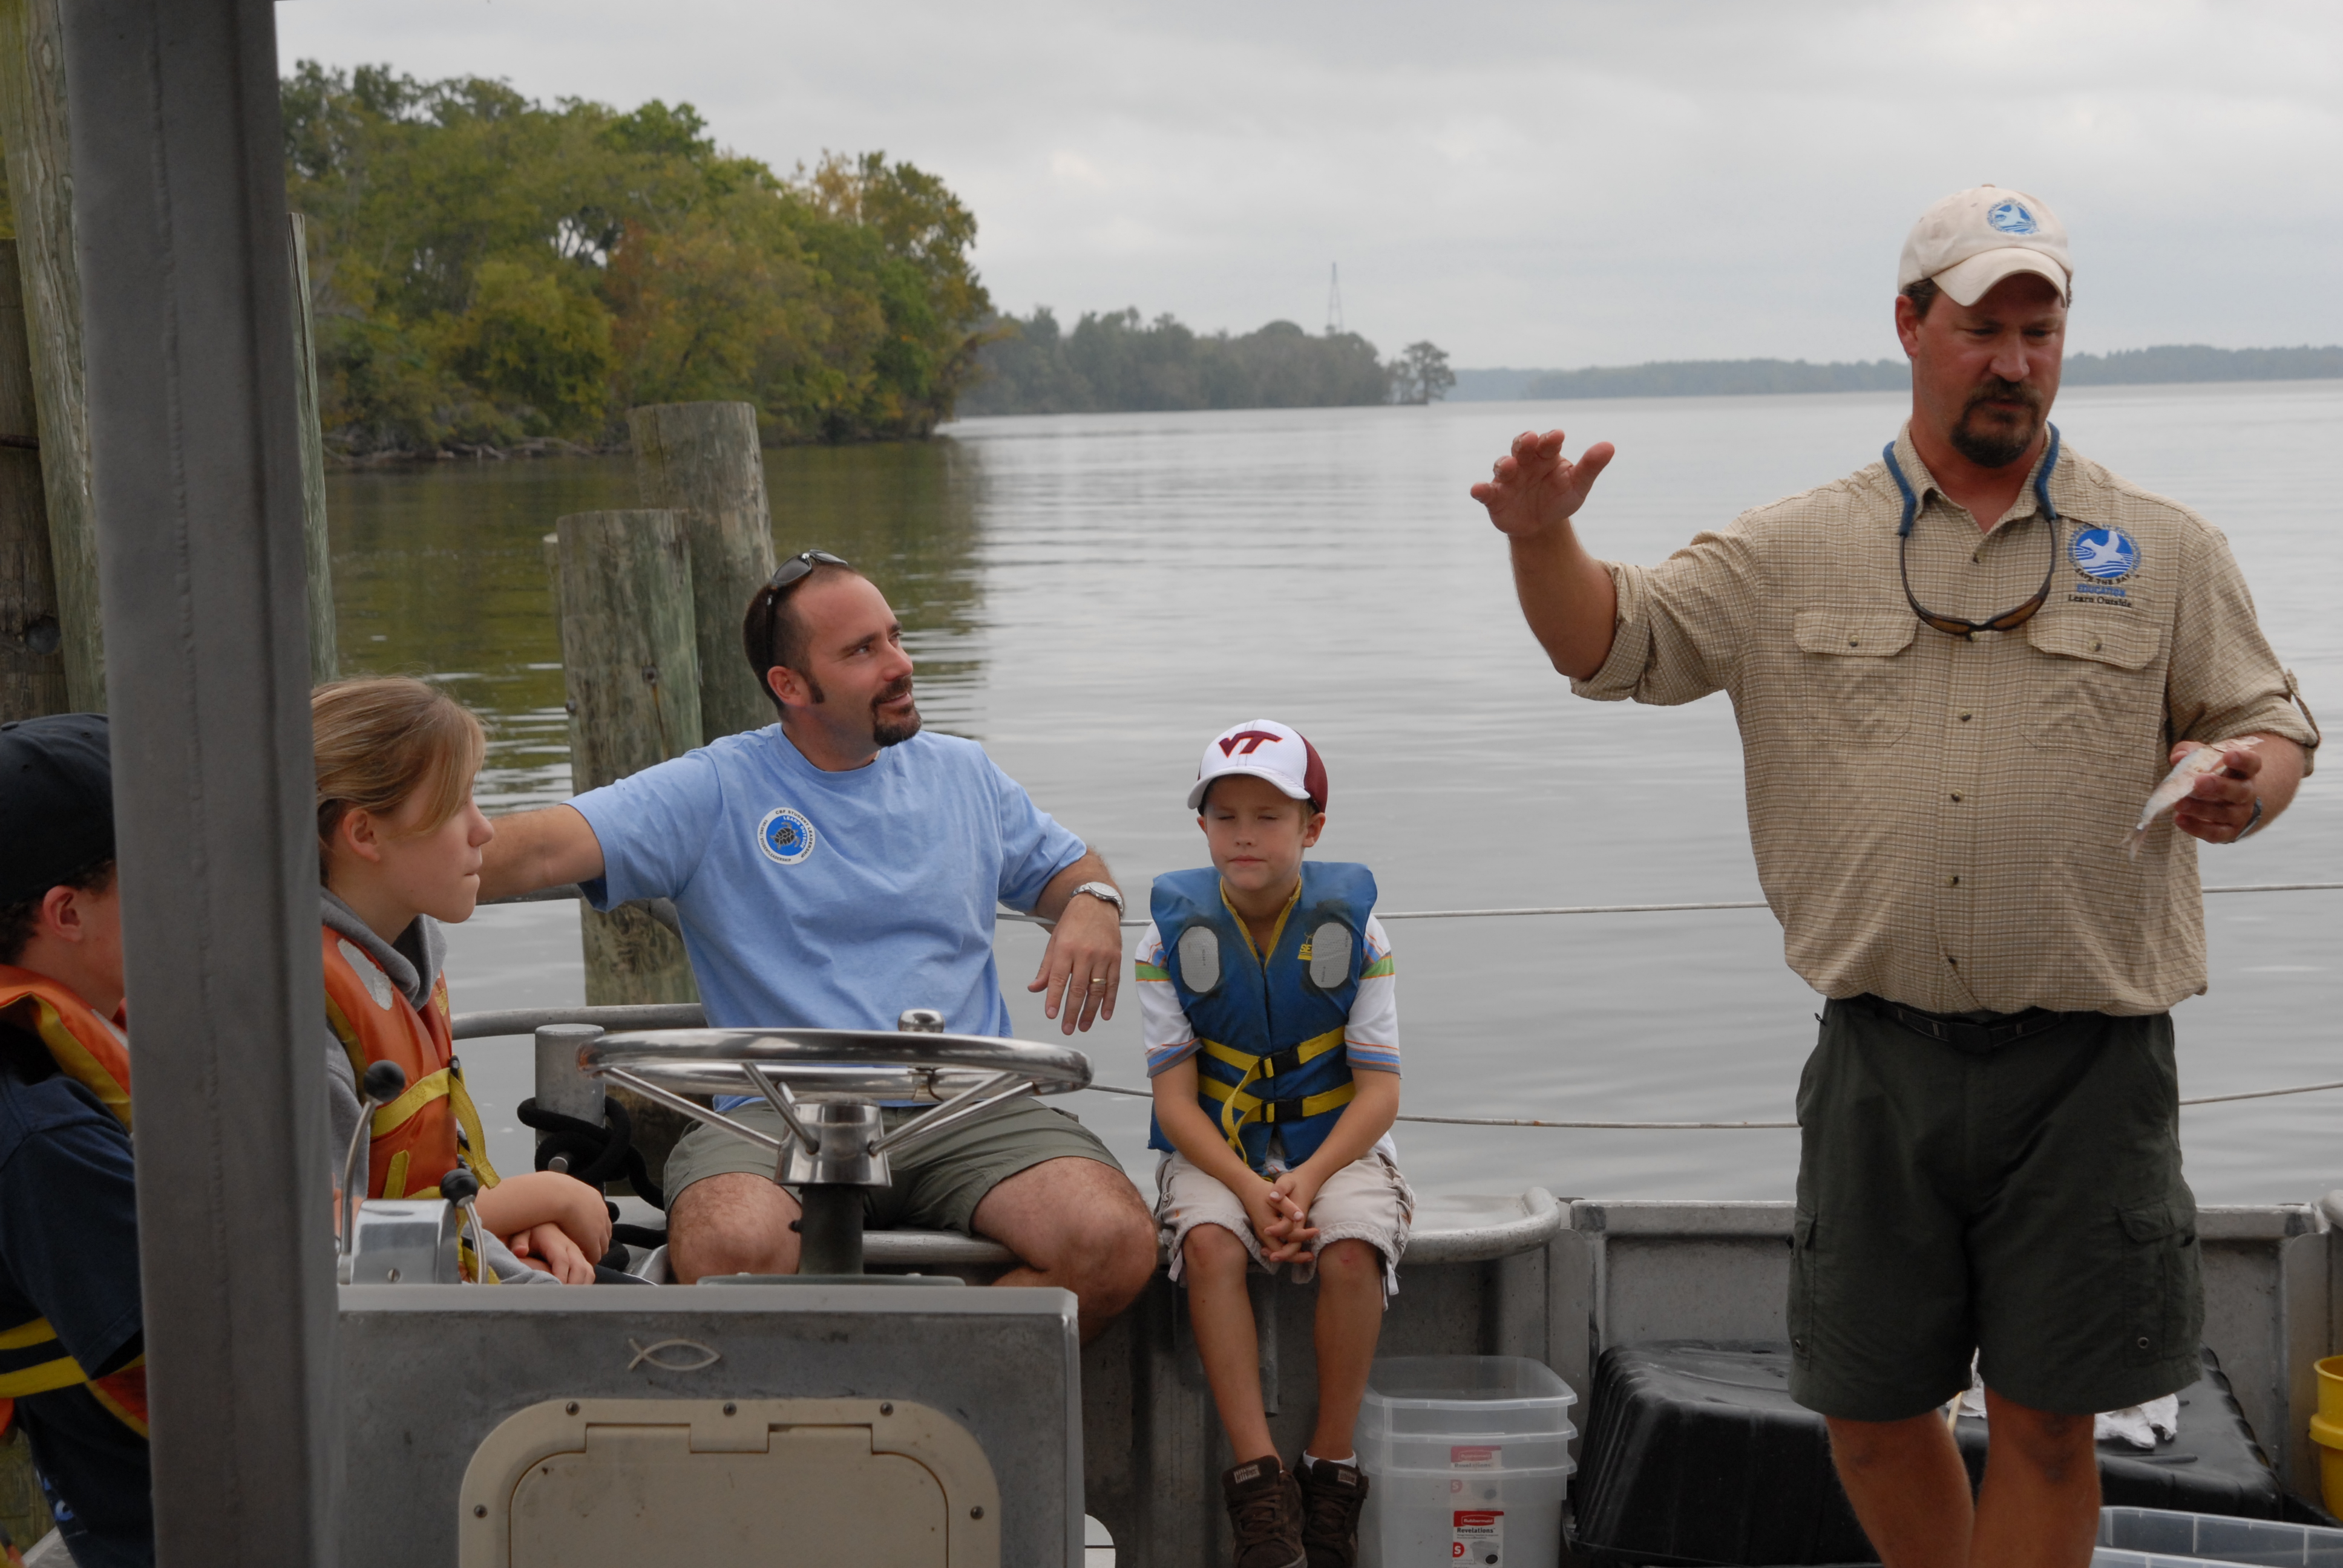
top-left (1188, 719), bottom-right (1329, 811)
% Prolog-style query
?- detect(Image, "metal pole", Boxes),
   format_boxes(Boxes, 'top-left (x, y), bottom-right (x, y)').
top-left (796, 1185), bottom-right (865, 1277)
top-left (63, 1), bottom-right (335, 1563)
top-left (532, 1024), bottom-right (605, 1177)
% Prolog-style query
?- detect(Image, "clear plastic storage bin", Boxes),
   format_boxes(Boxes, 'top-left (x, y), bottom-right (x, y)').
top-left (2097, 1504), bottom-right (2343, 1565)
top-left (1358, 1355), bottom-right (1579, 1438)
top-left (1355, 1356), bottom-right (1578, 1568)
top-left (1356, 1428), bottom-right (1575, 1475)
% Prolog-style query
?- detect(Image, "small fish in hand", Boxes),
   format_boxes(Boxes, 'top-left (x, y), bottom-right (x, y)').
top-left (2122, 737), bottom-right (2261, 858)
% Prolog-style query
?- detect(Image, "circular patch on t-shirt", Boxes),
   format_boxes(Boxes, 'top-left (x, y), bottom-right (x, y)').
top-left (757, 806), bottom-right (816, 866)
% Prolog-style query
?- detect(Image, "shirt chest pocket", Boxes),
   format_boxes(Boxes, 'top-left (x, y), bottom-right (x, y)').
top-left (2021, 615), bottom-right (2166, 750)
top-left (1793, 609), bottom-right (1918, 748)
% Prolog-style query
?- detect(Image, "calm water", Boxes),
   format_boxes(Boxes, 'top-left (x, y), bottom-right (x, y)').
top-left (325, 380), bottom-right (2343, 1204)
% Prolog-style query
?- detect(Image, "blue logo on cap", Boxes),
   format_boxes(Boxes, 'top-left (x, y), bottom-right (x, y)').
top-left (2070, 528), bottom-right (2139, 582)
top-left (1988, 200), bottom-right (2039, 236)
top-left (757, 806), bottom-right (816, 866)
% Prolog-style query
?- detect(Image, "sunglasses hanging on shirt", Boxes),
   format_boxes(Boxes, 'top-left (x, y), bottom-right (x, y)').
top-left (1883, 425), bottom-right (2062, 640)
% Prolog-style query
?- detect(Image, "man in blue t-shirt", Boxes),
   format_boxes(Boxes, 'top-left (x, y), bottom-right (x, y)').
top-left (482, 554), bottom-right (1156, 1338)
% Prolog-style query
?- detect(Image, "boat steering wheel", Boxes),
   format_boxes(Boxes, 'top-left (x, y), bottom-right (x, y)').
top-left (574, 1011), bottom-right (1092, 1188)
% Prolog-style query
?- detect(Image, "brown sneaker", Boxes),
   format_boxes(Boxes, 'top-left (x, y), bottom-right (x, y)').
top-left (1221, 1455), bottom-right (1305, 1568)
top-left (1296, 1455), bottom-right (1370, 1568)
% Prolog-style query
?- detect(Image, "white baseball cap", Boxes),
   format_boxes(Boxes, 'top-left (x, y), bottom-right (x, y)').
top-left (1898, 185), bottom-right (2071, 307)
top-left (1187, 719), bottom-right (1329, 812)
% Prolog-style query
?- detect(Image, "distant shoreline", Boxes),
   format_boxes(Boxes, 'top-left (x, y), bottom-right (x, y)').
top-left (1452, 345), bottom-right (2343, 402)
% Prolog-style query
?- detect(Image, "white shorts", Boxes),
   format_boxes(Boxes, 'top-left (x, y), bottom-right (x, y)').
top-left (1154, 1149), bottom-right (1415, 1296)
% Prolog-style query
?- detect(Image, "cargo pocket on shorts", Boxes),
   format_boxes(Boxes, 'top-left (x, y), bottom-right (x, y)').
top-left (1788, 1207), bottom-right (1819, 1367)
top-left (2117, 1191), bottom-right (2201, 1368)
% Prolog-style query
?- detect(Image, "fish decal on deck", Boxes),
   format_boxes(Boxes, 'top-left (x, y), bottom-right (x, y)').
top-left (2122, 737), bottom-right (2260, 858)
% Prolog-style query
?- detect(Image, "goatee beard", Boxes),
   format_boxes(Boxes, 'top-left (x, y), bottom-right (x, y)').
top-left (1948, 379), bottom-right (2044, 469)
top-left (872, 684), bottom-right (920, 747)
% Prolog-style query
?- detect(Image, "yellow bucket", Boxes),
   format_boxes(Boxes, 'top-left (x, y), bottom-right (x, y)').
top-left (2311, 1356), bottom-right (2343, 1516)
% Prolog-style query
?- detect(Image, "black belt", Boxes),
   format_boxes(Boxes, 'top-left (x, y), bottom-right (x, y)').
top-left (1843, 993), bottom-right (2084, 1053)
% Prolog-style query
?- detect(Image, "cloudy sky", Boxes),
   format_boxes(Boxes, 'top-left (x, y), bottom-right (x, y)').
top-left (277, 0), bottom-right (2341, 368)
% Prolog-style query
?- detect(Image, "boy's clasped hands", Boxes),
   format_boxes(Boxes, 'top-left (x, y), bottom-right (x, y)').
top-left (1244, 1168), bottom-right (1323, 1263)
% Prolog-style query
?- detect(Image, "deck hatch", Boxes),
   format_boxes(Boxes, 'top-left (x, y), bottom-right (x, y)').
top-left (459, 1396), bottom-right (1000, 1567)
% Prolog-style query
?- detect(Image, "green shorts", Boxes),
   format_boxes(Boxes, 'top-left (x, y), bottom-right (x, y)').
top-left (661, 1097), bottom-right (1125, 1237)
top-left (1788, 996), bottom-right (2202, 1422)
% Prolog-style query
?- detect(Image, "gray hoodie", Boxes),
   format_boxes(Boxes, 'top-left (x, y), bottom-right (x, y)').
top-left (323, 890), bottom-right (558, 1284)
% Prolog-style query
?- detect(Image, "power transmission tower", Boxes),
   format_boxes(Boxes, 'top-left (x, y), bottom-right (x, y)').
top-left (1325, 263), bottom-right (1344, 335)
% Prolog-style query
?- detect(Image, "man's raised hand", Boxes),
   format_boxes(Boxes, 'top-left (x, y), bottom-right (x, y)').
top-left (1471, 429), bottom-right (1616, 537)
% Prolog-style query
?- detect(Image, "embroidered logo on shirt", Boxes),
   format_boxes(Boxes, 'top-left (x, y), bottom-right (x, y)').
top-left (1987, 200), bottom-right (2039, 235)
top-left (2069, 528), bottom-right (2138, 583)
top-left (757, 806), bottom-right (816, 866)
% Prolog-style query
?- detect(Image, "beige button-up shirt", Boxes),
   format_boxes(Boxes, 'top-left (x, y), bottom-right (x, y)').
top-left (1576, 423), bottom-right (2318, 1016)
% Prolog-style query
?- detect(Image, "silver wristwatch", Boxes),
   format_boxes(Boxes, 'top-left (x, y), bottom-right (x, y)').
top-left (1070, 881), bottom-right (1126, 916)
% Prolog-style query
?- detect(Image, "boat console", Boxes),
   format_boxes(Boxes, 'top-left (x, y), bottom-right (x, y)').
top-left (336, 1013), bottom-right (1094, 1567)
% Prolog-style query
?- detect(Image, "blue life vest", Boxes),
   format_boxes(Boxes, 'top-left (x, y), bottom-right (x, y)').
top-left (1145, 861), bottom-right (1377, 1171)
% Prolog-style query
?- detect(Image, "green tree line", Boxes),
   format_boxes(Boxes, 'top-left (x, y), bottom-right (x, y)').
top-left (958, 307), bottom-right (1452, 416)
top-left (281, 64), bottom-right (994, 456)
top-left (1502, 344), bottom-right (2343, 402)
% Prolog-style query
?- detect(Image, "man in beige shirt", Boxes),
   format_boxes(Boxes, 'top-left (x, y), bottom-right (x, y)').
top-left (1474, 187), bottom-right (2316, 1567)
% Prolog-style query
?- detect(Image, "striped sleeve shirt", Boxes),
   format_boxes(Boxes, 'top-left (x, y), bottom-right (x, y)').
top-left (1135, 913), bottom-right (1399, 1078)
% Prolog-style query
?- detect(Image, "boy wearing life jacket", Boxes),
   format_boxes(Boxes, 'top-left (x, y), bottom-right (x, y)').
top-left (1142, 719), bottom-right (1410, 1568)
top-left (0, 714), bottom-right (152, 1567)
top-left (314, 679), bottom-right (608, 1284)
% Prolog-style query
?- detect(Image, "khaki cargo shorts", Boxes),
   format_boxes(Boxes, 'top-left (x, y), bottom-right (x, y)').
top-left (663, 1097), bottom-right (1124, 1237)
top-left (1155, 1148), bottom-right (1415, 1296)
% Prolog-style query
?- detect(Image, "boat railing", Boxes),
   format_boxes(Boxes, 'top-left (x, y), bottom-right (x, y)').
top-left (459, 874), bottom-right (2343, 1129)
top-left (486, 878), bottom-right (2343, 935)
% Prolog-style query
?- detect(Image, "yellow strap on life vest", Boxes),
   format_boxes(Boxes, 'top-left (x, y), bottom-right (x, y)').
top-left (0, 1319), bottom-right (151, 1438)
top-left (373, 1064), bottom-right (502, 1188)
top-left (1199, 1027), bottom-right (1347, 1080)
top-left (0, 1320), bottom-right (83, 1400)
top-left (446, 1065), bottom-right (501, 1187)
top-left (365, 1069), bottom-right (503, 1200)
top-left (1197, 1022), bottom-right (1355, 1154)
top-left (1200, 1073), bottom-right (1357, 1152)
top-left (456, 1233), bottom-right (502, 1285)
top-left (372, 1066), bottom-right (452, 1137)
top-left (0, 1318), bottom-right (59, 1352)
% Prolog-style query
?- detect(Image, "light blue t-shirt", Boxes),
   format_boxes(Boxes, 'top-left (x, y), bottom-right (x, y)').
top-left (571, 727), bottom-right (1085, 1064)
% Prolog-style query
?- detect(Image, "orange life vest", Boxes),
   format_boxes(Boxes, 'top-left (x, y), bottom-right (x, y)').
top-left (0, 969), bottom-right (148, 1439)
top-left (320, 927), bottom-right (500, 1201)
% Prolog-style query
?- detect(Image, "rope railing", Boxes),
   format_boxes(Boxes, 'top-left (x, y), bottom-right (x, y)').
top-left (990, 880), bottom-right (2343, 929)
top-left (1073, 1076), bottom-right (2343, 1130)
top-left (485, 880), bottom-right (2343, 929)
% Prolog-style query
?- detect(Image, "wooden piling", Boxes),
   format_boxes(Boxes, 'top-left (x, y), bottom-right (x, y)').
top-left (628, 402), bottom-right (778, 743)
top-left (0, 239), bottom-right (64, 722)
top-left (551, 510), bottom-right (704, 1190)
top-left (551, 509), bottom-right (701, 1009)
top-left (287, 214), bottom-right (337, 685)
top-left (0, 0), bottom-right (97, 710)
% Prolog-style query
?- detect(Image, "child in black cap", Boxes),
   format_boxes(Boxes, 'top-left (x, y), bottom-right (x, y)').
top-left (0, 713), bottom-right (153, 1567)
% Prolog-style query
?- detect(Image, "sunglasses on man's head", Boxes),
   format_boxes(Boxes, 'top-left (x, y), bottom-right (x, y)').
top-left (765, 549), bottom-right (850, 592)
